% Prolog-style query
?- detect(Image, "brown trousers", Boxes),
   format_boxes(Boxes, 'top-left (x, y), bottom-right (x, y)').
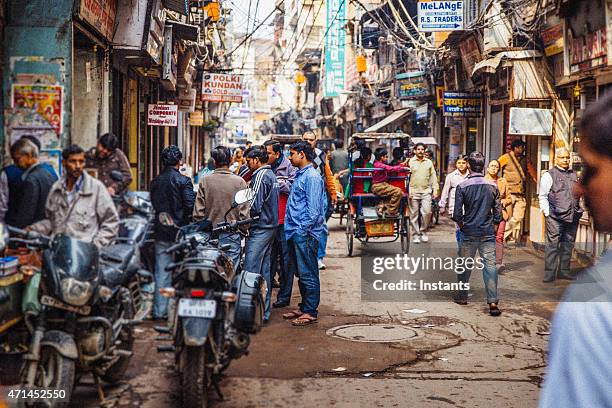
top-left (371, 182), bottom-right (403, 215)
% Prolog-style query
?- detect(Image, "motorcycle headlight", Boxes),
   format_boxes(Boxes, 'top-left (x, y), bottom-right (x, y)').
top-left (60, 278), bottom-right (94, 306)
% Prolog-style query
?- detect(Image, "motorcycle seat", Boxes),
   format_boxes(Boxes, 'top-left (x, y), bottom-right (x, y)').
top-left (99, 244), bottom-right (135, 269)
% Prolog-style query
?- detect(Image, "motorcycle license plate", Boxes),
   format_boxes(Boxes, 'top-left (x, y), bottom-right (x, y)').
top-left (41, 295), bottom-right (91, 315)
top-left (177, 298), bottom-right (216, 319)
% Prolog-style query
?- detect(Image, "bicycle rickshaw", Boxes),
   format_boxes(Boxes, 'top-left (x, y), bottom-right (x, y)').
top-left (344, 133), bottom-right (412, 256)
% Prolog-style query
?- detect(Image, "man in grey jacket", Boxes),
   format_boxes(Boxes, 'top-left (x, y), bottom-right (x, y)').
top-left (28, 144), bottom-right (119, 247)
top-left (193, 146), bottom-right (249, 267)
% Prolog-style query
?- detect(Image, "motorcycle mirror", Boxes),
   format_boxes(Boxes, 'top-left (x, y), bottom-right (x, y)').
top-left (233, 188), bottom-right (255, 207)
top-left (158, 212), bottom-right (175, 227)
top-left (110, 170), bottom-right (124, 182)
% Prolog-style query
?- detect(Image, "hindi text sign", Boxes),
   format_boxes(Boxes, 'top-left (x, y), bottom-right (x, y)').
top-left (443, 92), bottom-right (482, 117)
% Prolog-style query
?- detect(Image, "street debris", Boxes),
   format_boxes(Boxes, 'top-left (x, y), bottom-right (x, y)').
top-left (403, 308), bottom-right (427, 314)
top-left (332, 367), bottom-right (347, 372)
top-left (536, 331), bottom-right (550, 336)
top-left (362, 372), bottom-right (374, 377)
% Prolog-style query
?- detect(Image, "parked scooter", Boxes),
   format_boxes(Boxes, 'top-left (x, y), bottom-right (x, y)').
top-left (158, 188), bottom-right (265, 407)
top-left (9, 227), bottom-right (141, 407)
top-left (109, 170), bottom-right (155, 320)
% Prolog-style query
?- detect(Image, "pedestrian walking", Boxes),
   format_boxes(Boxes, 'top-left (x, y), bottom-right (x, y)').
top-left (28, 144), bottom-right (119, 247)
top-left (149, 146), bottom-right (196, 320)
top-left (302, 131), bottom-right (337, 270)
top-left (5, 138), bottom-right (55, 228)
top-left (193, 146), bottom-right (249, 268)
top-left (243, 146), bottom-right (279, 323)
top-left (498, 139), bottom-right (536, 242)
top-left (439, 155), bottom-right (469, 243)
top-left (86, 133), bottom-right (133, 196)
top-left (370, 148), bottom-right (409, 217)
top-left (538, 147), bottom-right (582, 282)
top-left (409, 142), bottom-right (439, 243)
top-left (283, 141), bottom-right (326, 326)
top-left (539, 92), bottom-right (612, 408)
top-left (263, 139), bottom-right (297, 308)
top-left (329, 139), bottom-right (349, 175)
top-left (452, 152), bottom-right (503, 316)
top-left (484, 159), bottom-right (512, 271)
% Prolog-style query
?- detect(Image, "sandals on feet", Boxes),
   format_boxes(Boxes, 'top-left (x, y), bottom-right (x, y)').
top-left (282, 310), bottom-right (303, 319)
top-left (291, 314), bottom-right (318, 326)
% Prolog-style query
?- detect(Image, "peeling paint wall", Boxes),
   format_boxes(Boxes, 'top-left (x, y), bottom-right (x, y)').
top-left (2, 0), bottom-right (73, 164)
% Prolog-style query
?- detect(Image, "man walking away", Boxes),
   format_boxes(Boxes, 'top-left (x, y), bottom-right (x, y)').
top-left (452, 152), bottom-right (502, 316)
top-left (87, 133), bottom-right (133, 196)
top-left (538, 147), bottom-right (582, 282)
top-left (409, 142), bottom-right (439, 243)
top-left (330, 140), bottom-right (349, 175)
top-left (193, 146), bottom-right (249, 268)
top-left (539, 92), bottom-right (612, 408)
top-left (243, 146), bottom-right (279, 323)
top-left (498, 139), bottom-right (536, 242)
top-left (28, 145), bottom-right (118, 247)
top-left (302, 131), bottom-right (337, 270)
top-left (150, 146), bottom-right (196, 320)
top-left (439, 155), bottom-right (469, 243)
top-left (263, 140), bottom-right (297, 308)
top-left (283, 141), bottom-right (326, 326)
top-left (5, 138), bottom-right (55, 228)
top-left (370, 148), bottom-right (409, 217)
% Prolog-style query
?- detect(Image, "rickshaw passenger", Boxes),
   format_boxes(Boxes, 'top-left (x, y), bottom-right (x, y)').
top-left (337, 147), bottom-right (373, 196)
top-left (371, 148), bottom-right (409, 217)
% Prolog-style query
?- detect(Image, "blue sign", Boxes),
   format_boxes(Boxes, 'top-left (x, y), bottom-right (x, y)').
top-left (324, 0), bottom-right (346, 97)
top-left (417, 1), bottom-right (464, 32)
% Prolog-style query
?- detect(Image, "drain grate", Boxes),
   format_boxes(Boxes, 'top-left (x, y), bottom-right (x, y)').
top-left (327, 324), bottom-right (419, 343)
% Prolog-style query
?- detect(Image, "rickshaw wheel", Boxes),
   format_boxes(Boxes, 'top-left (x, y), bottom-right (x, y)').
top-left (346, 216), bottom-right (354, 256)
top-left (400, 214), bottom-right (410, 254)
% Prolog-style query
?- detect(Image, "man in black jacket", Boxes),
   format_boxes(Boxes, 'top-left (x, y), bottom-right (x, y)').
top-left (7, 138), bottom-right (55, 228)
top-left (149, 145), bottom-right (196, 319)
top-left (243, 146), bottom-right (279, 323)
top-left (452, 152), bottom-right (503, 316)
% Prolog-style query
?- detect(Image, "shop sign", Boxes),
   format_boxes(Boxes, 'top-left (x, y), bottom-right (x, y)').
top-left (324, 0), bottom-right (346, 97)
top-left (508, 107), bottom-right (553, 136)
top-left (541, 23), bottom-right (564, 56)
top-left (416, 104), bottom-right (428, 120)
top-left (178, 88), bottom-right (196, 112)
top-left (443, 92), bottom-right (482, 117)
top-left (396, 71), bottom-right (430, 99)
top-left (570, 28), bottom-right (608, 73)
top-left (417, 1), bottom-right (464, 32)
top-left (148, 104), bottom-right (178, 127)
top-left (79, 0), bottom-right (117, 41)
top-left (11, 84), bottom-right (63, 135)
top-left (435, 86), bottom-right (445, 107)
top-left (201, 73), bottom-right (244, 103)
top-left (189, 110), bottom-right (204, 126)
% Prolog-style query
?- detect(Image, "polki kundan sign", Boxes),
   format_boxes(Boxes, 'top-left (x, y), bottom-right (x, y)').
top-left (201, 73), bottom-right (244, 103)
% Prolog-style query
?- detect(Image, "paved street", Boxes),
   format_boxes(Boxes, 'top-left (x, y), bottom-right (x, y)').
top-left (66, 217), bottom-right (575, 408)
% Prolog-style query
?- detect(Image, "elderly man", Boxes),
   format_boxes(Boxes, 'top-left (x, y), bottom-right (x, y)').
top-left (5, 138), bottom-right (55, 228)
top-left (28, 145), bottom-right (119, 247)
top-left (538, 147), bottom-right (582, 282)
top-left (539, 91), bottom-right (612, 408)
top-left (87, 133), bottom-right (132, 196)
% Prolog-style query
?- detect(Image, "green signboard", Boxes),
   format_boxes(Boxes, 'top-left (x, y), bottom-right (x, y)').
top-left (324, 0), bottom-right (346, 97)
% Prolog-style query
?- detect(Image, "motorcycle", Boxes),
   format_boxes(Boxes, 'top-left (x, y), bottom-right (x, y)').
top-left (158, 188), bottom-right (265, 407)
top-left (9, 227), bottom-right (141, 407)
top-left (109, 170), bottom-right (155, 320)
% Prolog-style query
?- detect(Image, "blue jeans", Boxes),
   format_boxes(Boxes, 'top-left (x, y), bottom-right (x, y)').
top-left (271, 225), bottom-right (292, 304)
top-left (153, 241), bottom-right (173, 318)
top-left (288, 234), bottom-right (320, 317)
top-left (244, 227), bottom-right (276, 320)
top-left (219, 232), bottom-right (241, 270)
top-left (456, 235), bottom-right (498, 304)
top-left (317, 197), bottom-right (333, 260)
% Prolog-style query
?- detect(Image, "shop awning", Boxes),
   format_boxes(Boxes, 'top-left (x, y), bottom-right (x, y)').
top-left (364, 109), bottom-right (411, 132)
top-left (472, 50), bottom-right (541, 76)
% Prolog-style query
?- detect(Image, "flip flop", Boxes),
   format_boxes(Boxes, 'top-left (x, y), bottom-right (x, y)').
top-left (291, 314), bottom-right (318, 326)
top-left (282, 310), bottom-right (303, 319)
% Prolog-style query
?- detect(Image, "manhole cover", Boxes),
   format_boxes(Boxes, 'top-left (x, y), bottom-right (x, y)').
top-left (327, 324), bottom-right (419, 343)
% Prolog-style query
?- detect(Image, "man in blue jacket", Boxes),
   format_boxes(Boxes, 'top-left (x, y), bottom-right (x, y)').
top-left (283, 141), bottom-right (326, 326)
top-left (244, 146), bottom-right (279, 323)
top-left (452, 151), bottom-right (503, 316)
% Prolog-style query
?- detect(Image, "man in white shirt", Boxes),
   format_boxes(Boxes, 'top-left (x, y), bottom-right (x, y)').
top-left (439, 155), bottom-right (469, 242)
top-left (538, 147), bottom-right (582, 282)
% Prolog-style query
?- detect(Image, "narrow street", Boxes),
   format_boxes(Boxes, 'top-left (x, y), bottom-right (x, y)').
top-left (68, 218), bottom-right (571, 408)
